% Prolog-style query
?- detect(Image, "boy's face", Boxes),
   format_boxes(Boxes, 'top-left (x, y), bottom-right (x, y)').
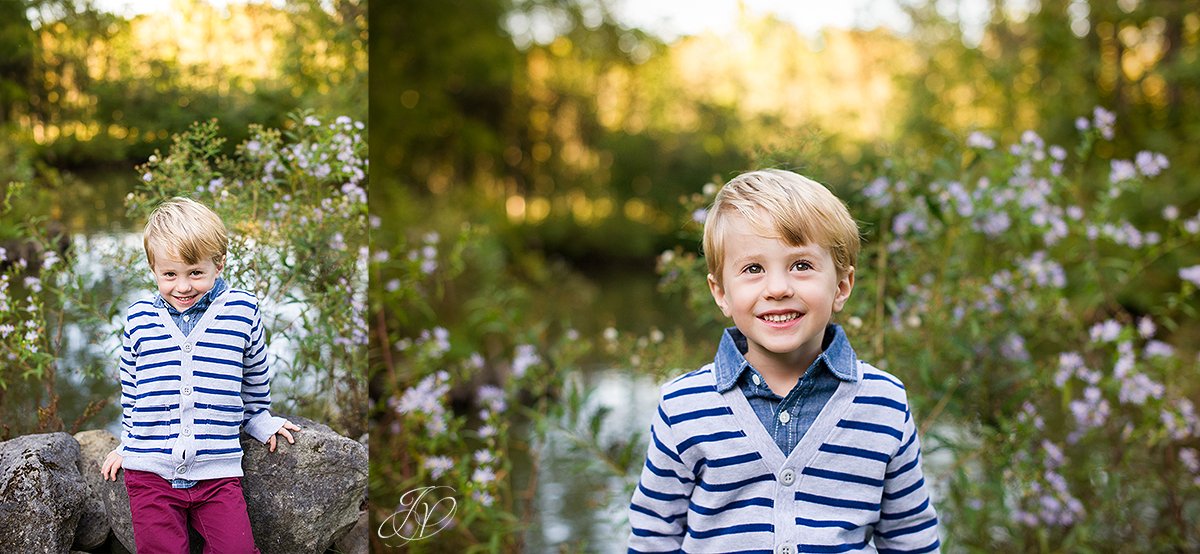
top-left (151, 248), bottom-right (224, 312)
top-left (707, 213), bottom-right (854, 375)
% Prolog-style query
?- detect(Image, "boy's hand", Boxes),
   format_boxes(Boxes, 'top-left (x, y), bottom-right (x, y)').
top-left (101, 450), bottom-right (123, 481)
top-left (267, 421), bottom-right (301, 452)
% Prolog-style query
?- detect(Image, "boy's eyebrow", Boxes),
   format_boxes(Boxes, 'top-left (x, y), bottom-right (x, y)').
top-left (729, 244), bottom-right (825, 265)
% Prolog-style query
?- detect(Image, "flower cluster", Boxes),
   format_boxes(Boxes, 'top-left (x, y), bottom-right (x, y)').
top-left (830, 105), bottom-right (1200, 546)
top-left (408, 232), bottom-right (439, 275)
top-left (392, 370), bottom-right (451, 434)
top-left (511, 344), bottom-right (540, 378)
top-left (1010, 440), bottom-right (1085, 527)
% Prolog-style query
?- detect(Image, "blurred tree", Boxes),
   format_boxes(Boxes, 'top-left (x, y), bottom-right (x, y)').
top-left (0, 0), bottom-right (34, 126)
top-left (900, 0), bottom-right (1200, 177)
top-left (8, 0), bottom-right (365, 168)
top-left (278, 0), bottom-right (367, 121)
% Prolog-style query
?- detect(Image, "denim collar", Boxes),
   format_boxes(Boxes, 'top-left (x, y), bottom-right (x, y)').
top-left (713, 323), bottom-right (858, 393)
top-left (154, 276), bottom-right (227, 315)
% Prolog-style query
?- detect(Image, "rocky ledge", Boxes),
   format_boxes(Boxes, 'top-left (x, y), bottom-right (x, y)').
top-left (0, 415), bottom-right (367, 554)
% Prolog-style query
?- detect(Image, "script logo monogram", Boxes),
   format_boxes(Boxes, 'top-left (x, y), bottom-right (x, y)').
top-left (378, 486), bottom-right (458, 546)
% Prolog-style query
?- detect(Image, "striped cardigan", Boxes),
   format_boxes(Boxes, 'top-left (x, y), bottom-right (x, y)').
top-left (117, 288), bottom-right (286, 481)
top-left (627, 360), bottom-right (940, 554)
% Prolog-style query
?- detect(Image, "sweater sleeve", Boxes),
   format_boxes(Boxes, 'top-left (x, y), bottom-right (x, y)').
top-left (627, 395), bottom-right (695, 552)
top-left (874, 405), bottom-right (940, 554)
top-left (116, 316), bottom-right (137, 454)
top-left (239, 302), bottom-right (286, 443)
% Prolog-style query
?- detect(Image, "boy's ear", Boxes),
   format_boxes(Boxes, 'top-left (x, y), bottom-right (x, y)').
top-left (707, 273), bottom-right (731, 317)
top-left (832, 266), bottom-right (855, 312)
top-left (214, 256), bottom-right (226, 274)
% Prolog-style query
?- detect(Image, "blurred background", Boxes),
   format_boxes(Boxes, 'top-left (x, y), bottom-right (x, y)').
top-left (0, 0), bottom-right (367, 443)
top-left (373, 0), bottom-right (1200, 552)
top-left (374, 0), bottom-right (1197, 260)
top-left (1, 0), bottom-right (365, 232)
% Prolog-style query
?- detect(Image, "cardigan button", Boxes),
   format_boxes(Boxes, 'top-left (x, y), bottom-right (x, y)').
top-left (777, 545), bottom-right (793, 554)
top-left (182, 386), bottom-right (193, 396)
top-left (177, 465), bottom-right (187, 474)
top-left (182, 343), bottom-right (192, 352)
top-left (780, 468), bottom-right (795, 486)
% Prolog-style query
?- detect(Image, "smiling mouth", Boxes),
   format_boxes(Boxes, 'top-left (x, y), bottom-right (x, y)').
top-left (760, 312), bottom-right (800, 323)
top-left (174, 294), bottom-right (197, 303)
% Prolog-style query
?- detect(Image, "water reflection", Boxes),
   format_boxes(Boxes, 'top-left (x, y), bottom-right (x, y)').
top-left (514, 367), bottom-right (661, 553)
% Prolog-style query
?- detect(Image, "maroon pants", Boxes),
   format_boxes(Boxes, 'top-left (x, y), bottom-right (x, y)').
top-left (124, 469), bottom-right (260, 554)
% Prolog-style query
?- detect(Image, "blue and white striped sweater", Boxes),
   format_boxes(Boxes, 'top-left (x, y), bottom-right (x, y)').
top-left (628, 361), bottom-right (940, 554)
top-left (118, 288), bottom-right (287, 481)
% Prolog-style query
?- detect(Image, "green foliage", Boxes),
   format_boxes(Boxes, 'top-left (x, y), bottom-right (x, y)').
top-left (378, 106), bottom-right (1200, 551)
top-left (128, 113), bottom-right (369, 436)
top-left (9, 0), bottom-right (366, 168)
top-left (371, 194), bottom-right (696, 550)
top-left (659, 109), bottom-right (1200, 551)
top-left (0, 113), bottom-right (367, 439)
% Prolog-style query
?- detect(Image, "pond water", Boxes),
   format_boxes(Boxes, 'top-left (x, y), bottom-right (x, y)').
top-left (512, 367), bottom-right (660, 552)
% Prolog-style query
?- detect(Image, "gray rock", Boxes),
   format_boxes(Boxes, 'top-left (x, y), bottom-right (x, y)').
top-left (0, 432), bottom-right (89, 553)
top-left (73, 429), bottom-right (118, 550)
top-left (331, 510), bottom-right (369, 554)
top-left (83, 433), bottom-right (137, 553)
top-left (95, 414), bottom-right (366, 554)
top-left (241, 415), bottom-right (368, 554)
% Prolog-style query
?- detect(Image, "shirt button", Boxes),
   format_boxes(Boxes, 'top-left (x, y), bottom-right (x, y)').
top-left (182, 386), bottom-right (193, 396)
top-left (752, 374), bottom-right (761, 386)
top-left (778, 411), bottom-right (791, 424)
top-left (182, 343), bottom-right (192, 352)
top-left (780, 468), bottom-right (796, 486)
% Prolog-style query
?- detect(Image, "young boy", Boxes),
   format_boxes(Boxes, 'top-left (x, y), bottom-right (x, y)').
top-left (627, 170), bottom-right (940, 553)
top-left (100, 197), bottom-right (301, 553)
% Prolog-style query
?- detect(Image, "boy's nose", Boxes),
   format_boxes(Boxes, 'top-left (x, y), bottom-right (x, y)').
top-left (764, 272), bottom-right (793, 299)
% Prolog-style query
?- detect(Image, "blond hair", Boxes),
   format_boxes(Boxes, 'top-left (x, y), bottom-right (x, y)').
top-left (143, 197), bottom-right (228, 269)
top-left (703, 169), bottom-right (860, 284)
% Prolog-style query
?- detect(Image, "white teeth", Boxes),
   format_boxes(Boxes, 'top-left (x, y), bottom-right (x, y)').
top-left (762, 313), bottom-right (799, 323)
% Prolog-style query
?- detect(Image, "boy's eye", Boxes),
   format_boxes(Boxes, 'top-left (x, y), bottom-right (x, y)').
top-left (743, 264), bottom-right (763, 274)
top-left (792, 261), bottom-right (813, 271)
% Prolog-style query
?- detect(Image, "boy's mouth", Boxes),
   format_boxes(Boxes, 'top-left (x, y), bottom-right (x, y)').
top-left (759, 311), bottom-right (801, 324)
top-left (173, 294), bottom-right (198, 304)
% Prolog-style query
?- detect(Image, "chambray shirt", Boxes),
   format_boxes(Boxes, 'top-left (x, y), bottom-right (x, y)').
top-left (151, 276), bottom-right (227, 488)
top-left (153, 277), bottom-right (228, 337)
top-left (713, 323), bottom-right (859, 456)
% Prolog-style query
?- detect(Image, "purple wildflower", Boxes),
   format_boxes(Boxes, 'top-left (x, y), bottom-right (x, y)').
top-left (512, 344), bottom-right (540, 378)
top-left (1093, 106), bottom-right (1116, 140)
top-left (1144, 340), bottom-right (1174, 358)
top-left (1089, 320), bottom-right (1122, 343)
top-left (966, 131), bottom-right (995, 150)
top-left (1180, 265), bottom-right (1200, 287)
top-left (423, 456), bottom-right (455, 479)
